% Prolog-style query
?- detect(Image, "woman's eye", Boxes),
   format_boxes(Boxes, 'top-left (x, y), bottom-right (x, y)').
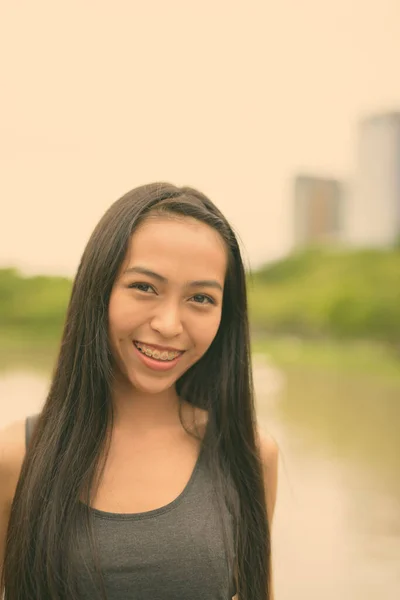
top-left (191, 294), bottom-right (214, 305)
top-left (129, 282), bottom-right (155, 293)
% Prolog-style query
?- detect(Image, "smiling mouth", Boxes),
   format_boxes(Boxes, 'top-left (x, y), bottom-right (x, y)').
top-left (133, 341), bottom-right (184, 362)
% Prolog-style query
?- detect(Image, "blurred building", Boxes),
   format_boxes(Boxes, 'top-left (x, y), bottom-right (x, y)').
top-left (348, 111), bottom-right (400, 247)
top-left (293, 174), bottom-right (344, 248)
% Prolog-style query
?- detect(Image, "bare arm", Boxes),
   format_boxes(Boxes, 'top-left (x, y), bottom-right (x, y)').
top-left (0, 420), bottom-right (26, 595)
top-left (258, 430), bottom-right (279, 600)
top-left (0, 490), bottom-right (8, 597)
top-left (233, 431), bottom-right (279, 600)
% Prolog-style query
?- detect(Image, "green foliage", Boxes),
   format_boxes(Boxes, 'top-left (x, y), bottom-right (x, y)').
top-left (0, 268), bottom-right (72, 339)
top-left (1, 246), bottom-right (400, 345)
top-left (248, 247), bottom-right (400, 342)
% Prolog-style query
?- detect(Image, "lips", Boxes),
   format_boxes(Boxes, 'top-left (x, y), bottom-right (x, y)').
top-left (132, 340), bottom-right (185, 371)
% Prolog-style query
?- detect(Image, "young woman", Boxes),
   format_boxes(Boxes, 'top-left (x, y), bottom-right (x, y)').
top-left (0, 183), bottom-right (278, 599)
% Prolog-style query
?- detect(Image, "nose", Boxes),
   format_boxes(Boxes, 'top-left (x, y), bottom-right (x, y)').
top-left (149, 300), bottom-right (184, 339)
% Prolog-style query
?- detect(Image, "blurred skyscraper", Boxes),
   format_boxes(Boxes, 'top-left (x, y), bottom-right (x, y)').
top-left (293, 175), bottom-right (344, 248)
top-left (348, 111), bottom-right (400, 247)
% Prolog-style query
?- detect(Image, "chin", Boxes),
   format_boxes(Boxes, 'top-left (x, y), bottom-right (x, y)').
top-left (128, 372), bottom-right (179, 396)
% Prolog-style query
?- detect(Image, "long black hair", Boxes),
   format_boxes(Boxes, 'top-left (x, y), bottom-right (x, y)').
top-left (2, 183), bottom-right (271, 599)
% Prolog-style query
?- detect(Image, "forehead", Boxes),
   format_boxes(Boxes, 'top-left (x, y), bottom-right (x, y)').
top-left (123, 216), bottom-right (227, 282)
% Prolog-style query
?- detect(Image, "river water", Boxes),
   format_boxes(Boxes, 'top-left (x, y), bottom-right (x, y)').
top-left (1, 350), bottom-right (399, 599)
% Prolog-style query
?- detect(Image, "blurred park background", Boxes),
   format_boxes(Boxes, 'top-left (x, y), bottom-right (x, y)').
top-left (1, 1), bottom-right (400, 598)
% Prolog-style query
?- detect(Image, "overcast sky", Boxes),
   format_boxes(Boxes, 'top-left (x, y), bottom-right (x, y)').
top-left (1, 0), bottom-right (399, 276)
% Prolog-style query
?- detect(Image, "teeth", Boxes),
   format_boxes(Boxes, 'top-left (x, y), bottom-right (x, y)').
top-left (135, 342), bottom-right (181, 362)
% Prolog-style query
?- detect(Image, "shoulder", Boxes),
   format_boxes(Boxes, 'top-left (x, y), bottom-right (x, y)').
top-left (257, 429), bottom-right (279, 469)
top-left (0, 419), bottom-right (27, 504)
top-left (256, 429), bottom-right (279, 526)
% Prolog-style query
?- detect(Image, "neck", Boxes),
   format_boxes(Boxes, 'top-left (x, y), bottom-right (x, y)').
top-left (111, 379), bottom-right (183, 433)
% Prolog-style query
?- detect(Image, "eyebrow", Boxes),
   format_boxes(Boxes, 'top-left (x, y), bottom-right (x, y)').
top-left (123, 266), bottom-right (224, 292)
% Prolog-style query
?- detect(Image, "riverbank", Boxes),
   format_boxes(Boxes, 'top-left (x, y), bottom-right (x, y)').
top-left (1, 328), bottom-right (399, 382)
top-left (252, 336), bottom-right (400, 381)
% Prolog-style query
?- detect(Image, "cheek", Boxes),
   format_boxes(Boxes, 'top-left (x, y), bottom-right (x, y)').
top-left (192, 312), bottom-right (222, 351)
top-left (108, 299), bottom-right (123, 339)
top-left (108, 294), bottom-right (138, 335)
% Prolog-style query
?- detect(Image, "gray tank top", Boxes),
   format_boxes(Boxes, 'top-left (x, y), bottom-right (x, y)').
top-left (25, 414), bottom-right (237, 599)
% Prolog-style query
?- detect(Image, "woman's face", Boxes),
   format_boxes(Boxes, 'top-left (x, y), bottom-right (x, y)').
top-left (108, 215), bottom-right (227, 395)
